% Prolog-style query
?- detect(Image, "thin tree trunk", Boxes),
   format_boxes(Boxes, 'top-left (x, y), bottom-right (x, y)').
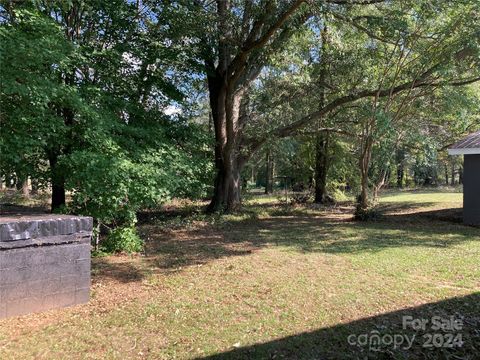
top-left (314, 26), bottom-right (329, 203)
top-left (16, 178), bottom-right (22, 191)
top-left (450, 163), bottom-right (455, 186)
top-left (48, 152), bottom-right (66, 212)
top-left (397, 165), bottom-right (404, 188)
top-left (5, 173), bottom-right (13, 188)
top-left (373, 169), bottom-right (387, 201)
top-left (16, 177), bottom-right (30, 196)
top-left (31, 178), bottom-right (39, 195)
top-left (444, 163), bottom-right (449, 185)
top-left (396, 149), bottom-right (405, 188)
top-left (314, 131), bottom-right (329, 203)
top-left (358, 135), bottom-right (373, 210)
top-left (22, 178), bottom-right (29, 197)
top-left (265, 149), bottom-right (272, 194)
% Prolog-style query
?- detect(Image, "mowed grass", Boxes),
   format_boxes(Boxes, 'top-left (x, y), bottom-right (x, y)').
top-left (0, 189), bottom-right (479, 359)
top-left (379, 187), bottom-right (463, 204)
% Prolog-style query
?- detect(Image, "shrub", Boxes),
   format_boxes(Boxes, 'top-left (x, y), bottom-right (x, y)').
top-left (291, 191), bottom-right (313, 204)
top-left (354, 204), bottom-right (381, 221)
top-left (101, 226), bottom-right (143, 253)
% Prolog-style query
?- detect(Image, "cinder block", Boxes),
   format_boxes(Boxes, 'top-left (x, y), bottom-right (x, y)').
top-left (0, 215), bottom-right (92, 319)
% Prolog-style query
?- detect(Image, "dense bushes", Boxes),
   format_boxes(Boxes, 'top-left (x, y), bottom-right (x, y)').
top-left (100, 226), bottom-right (143, 254)
top-left (0, 7), bottom-right (214, 253)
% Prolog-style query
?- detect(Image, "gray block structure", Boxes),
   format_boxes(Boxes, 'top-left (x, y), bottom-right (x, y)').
top-left (0, 215), bottom-right (92, 319)
top-left (463, 154), bottom-right (480, 226)
top-left (448, 131), bottom-right (480, 226)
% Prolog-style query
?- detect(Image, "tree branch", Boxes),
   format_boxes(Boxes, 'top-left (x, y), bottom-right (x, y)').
top-left (228, 0), bottom-right (305, 84)
top-left (331, 12), bottom-right (398, 45)
top-left (326, 0), bottom-right (386, 4)
top-left (249, 70), bottom-right (479, 151)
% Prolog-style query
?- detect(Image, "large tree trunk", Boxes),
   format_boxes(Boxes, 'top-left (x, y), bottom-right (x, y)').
top-left (314, 131), bottom-right (329, 203)
top-left (208, 155), bottom-right (242, 212)
top-left (201, 1), bottom-right (309, 212)
top-left (206, 74), bottom-right (245, 213)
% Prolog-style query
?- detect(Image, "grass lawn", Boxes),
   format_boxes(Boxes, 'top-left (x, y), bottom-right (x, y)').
top-left (0, 189), bottom-right (479, 359)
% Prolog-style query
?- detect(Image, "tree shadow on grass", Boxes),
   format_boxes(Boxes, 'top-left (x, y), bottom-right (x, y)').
top-left (198, 292), bottom-right (480, 360)
top-left (142, 225), bottom-right (260, 273)
top-left (232, 211), bottom-right (478, 255)
top-left (376, 201), bottom-right (439, 214)
top-left (385, 207), bottom-right (465, 224)
top-left (94, 201), bottom-right (478, 283)
top-left (0, 203), bottom-right (49, 216)
top-left (136, 203), bottom-right (479, 274)
top-left (91, 257), bottom-right (146, 283)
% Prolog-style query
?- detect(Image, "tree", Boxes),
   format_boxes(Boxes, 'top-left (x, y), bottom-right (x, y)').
top-left (161, 0), bottom-right (392, 211)
top-left (0, 3), bottom-right (212, 231)
top-left (0, 8), bottom-right (82, 210)
top-left (167, 0), bottom-right (479, 212)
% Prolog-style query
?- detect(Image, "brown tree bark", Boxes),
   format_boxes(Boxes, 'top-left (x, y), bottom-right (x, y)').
top-left (202, 1), bottom-right (307, 212)
top-left (397, 165), bottom-right (404, 188)
top-left (396, 148), bottom-right (405, 188)
top-left (450, 163), bottom-right (456, 186)
top-left (358, 134), bottom-right (373, 210)
top-left (206, 70), bottom-right (245, 212)
top-left (48, 151), bottom-right (66, 213)
top-left (16, 176), bottom-right (29, 196)
top-left (373, 168), bottom-right (388, 201)
top-left (31, 178), bottom-right (39, 195)
top-left (202, 0), bottom-right (459, 212)
top-left (444, 163), bottom-right (449, 185)
top-left (5, 174), bottom-right (13, 188)
top-left (265, 149), bottom-right (273, 194)
top-left (17, 177), bottom-right (30, 197)
top-left (314, 131), bottom-right (330, 203)
top-left (313, 26), bottom-right (330, 204)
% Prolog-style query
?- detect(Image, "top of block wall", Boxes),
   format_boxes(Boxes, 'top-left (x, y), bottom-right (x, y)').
top-left (0, 215), bottom-right (93, 246)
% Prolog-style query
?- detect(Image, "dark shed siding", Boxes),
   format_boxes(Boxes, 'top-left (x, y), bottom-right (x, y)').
top-left (463, 154), bottom-right (480, 225)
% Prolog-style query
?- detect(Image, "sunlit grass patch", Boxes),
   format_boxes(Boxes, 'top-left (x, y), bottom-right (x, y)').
top-left (380, 188), bottom-right (463, 204)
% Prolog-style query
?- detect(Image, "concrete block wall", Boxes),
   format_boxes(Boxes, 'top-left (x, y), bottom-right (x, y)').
top-left (0, 215), bottom-right (92, 319)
